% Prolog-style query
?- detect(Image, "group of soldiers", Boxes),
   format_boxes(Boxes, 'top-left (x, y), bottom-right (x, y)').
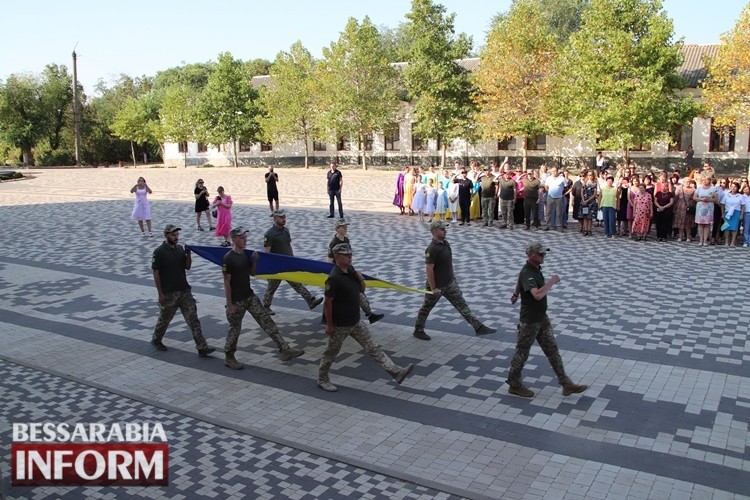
top-left (150, 211), bottom-right (587, 397)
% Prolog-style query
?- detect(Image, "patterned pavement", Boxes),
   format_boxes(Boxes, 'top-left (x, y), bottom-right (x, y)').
top-left (0, 168), bottom-right (748, 499)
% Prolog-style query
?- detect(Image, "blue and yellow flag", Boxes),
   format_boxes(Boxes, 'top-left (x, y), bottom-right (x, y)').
top-left (187, 245), bottom-right (426, 294)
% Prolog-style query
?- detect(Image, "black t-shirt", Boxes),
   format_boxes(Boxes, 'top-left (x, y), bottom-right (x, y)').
top-left (522, 178), bottom-right (541, 199)
top-left (327, 170), bottom-right (343, 191)
top-left (222, 250), bottom-right (254, 302)
top-left (454, 178), bottom-right (473, 198)
top-left (151, 242), bottom-right (190, 293)
top-left (328, 235), bottom-right (350, 259)
top-left (265, 172), bottom-right (279, 193)
top-left (655, 191), bottom-right (675, 213)
top-left (517, 262), bottom-right (547, 323)
top-left (480, 176), bottom-right (497, 198)
top-left (499, 179), bottom-right (516, 201)
top-left (263, 225), bottom-right (293, 255)
top-left (325, 265), bottom-right (361, 326)
top-left (424, 239), bottom-right (454, 288)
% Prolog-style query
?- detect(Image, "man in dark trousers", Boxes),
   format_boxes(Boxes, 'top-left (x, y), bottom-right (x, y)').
top-left (413, 220), bottom-right (496, 340)
top-left (222, 226), bottom-right (305, 370)
top-left (453, 168), bottom-right (474, 226)
top-left (507, 241), bottom-right (588, 398)
top-left (318, 243), bottom-right (413, 392)
top-left (151, 224), bottom-right (215, 356)
top-left (265, 166), bottom-right (279, 215)
top-left (262, 210), bottom-right (324, 314)
top-left (326, 162), bottom-right (344, 219)
top-left (326, 219), bottom-right (384, 324)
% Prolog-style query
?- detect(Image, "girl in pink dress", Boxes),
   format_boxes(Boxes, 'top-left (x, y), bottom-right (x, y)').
top-left (211, 186), bottom-right (233, 247)
top-left (631, 184), bottom-right (653, 241)
top-left (130, 176), bottom-right (153, 237)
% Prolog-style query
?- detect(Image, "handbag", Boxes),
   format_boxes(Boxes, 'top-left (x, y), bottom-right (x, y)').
top-left (580, 206), bottom-right (590, 216)
top-left (211, 209), bottom-right (218, 218)
top-left (682, 192), bottom-right (695, 216)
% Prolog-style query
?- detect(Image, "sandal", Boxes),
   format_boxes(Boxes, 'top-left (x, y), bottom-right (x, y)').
top-left (209, 226), bottom-right (216, 231)
top-left (197, 226), bottom-right (204, 231)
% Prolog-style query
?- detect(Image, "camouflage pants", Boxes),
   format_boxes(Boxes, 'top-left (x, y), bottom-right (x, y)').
top-left (225, 294), bottom-right (289, 356)
top-left (414, 279), bottom-right (482, 333)
top-left (321, 293), bottom-right (372, 322)
top-left (263, 279), bottom-right (316, 308)
top-left (153, 290), bottom-right (208, 350)
top-left (318, 322), bottom-right (399, 383)
top-left (500, 199), bottom-right (515, 227)
top-left (507, 316), bottom-right (571, 388)
top-left (481, 197), bottom-right (496, 225)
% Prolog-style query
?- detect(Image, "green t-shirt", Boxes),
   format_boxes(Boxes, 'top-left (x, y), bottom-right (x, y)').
top-left (517, 262), bottom-right (547, 323)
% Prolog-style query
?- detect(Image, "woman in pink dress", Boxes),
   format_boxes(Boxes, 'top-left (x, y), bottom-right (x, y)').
top-left (211, 186), bottom-right (233, 247)
top-left (631, 183), bottom-right (653, 241)
top-left (130, 176), bottom-right (153, 237)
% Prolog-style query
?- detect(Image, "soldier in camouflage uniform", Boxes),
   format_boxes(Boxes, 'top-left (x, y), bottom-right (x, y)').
top-left (151, 224), bottom-right (215, 356)
top-left (262, 210), bottom-right (323, 314)
top-left (506, 241), bottom-right (588, 398)
top-left (222, 227), bottom-right (305, 370)
top-left (317, 243), bottom-right (413, 392)
top-left (413, 220), bottom-right (496, 341)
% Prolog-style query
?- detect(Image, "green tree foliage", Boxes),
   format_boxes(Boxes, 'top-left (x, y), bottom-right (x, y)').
top-left (259, 42), bottom-right (320, 169)
top-left (379, 23), bottom-right (413, 63)
top-left (0, 65), bottom-right (75, 166)
top-left (702, 3), bottom-right (750, 128)
top-left (551, 0), bottom-right (698, 165)
top-left (199, 52), bottom-right (260, 168)
top-left (490, 0), bottom-right (590, 44)
top-left (160, 85), bottom-right (201, 167)
top-left (244, 58), bottom-right (273, 77)
top-left (153, 62), bottom-right (214, 91)
top-left (111, 91), bottom-right (162, 165)
top-left (402, 0), bottom-right (475, 167)
top-left (316, 17), bottom-right (401, 169)
top-left (475, 0), bottom-right (559, 168)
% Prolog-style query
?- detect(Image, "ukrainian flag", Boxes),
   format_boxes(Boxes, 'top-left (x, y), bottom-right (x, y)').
top-left (187, 245), bottom-right (426, 293)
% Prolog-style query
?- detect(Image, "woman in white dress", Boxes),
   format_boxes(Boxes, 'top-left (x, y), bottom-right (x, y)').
top-left (130, 177), bottom-right (153, 237)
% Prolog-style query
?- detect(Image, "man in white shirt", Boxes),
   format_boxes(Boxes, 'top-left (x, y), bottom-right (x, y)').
top-left (543, 167), bottom-right (567, 231)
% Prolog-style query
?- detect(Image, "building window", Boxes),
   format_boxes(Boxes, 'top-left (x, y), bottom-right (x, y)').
top-left (385, 124), bottom-right (400, 151)
top-left (526, 135), bottom-right (546, 151)
top-left (498, 137), bottom-right (517, 151)
top-left (313, 140), bottom-right (327, 152)
top-left (260, 141), bottom-right (272, 152)
top-left (337, 136), bottom-right (351, 151)
top-left (412, 123), bottom-right (426, 151)
top-left (710, 121), bottom-right (735, 152)
top-left (669, 125), bottom-right (693, 152)
top-left (362, 133), bottom-right (373, 151)
top-left (630, 142), bottom-right (651, 152)
top-left (178, 142), bottom-right (188, 153)
top-left (197, 143), bottom-right (208, 153)
top-left (239, 141), bottom-right (252, 152)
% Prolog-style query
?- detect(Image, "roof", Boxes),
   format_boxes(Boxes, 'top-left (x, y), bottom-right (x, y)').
top-left (250, 46), bottom-right (718, 90)
top-left (677, 44), bottom-right (719, 87)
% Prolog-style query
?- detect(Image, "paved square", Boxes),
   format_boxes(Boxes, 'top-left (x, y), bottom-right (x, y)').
top-left (0, 167), bottom-right (748, 499)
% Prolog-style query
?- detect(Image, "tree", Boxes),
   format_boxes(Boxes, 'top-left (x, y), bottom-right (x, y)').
top-left (153, 62), bottom-right (214, 92)
top-left (550, 0), bottom-right (699, 166)
top-left (244, 58), bottom-right (273, 77)
top-left (316, 17), bottom-right (401, 169)
top-left (379, 23), bottom-right (414, 63)
top-left (0, 65), bottom-right (75, 166)
top-left (111, 91), bottom-right (161, 166)
top-left (259, 42), bottom-right (320, 169)
top-left (160, 85), bottom-right (200, 167)
top-left (490, 0), bottom-right (590, 44)
top-left (199, 52), bottom-right (260, 168)
top-left (475, 0), bottom-right (559, 168)
top-left (702, 3), bottom-right (750, 128)
top-left (402, 0), bottom-right (476, 167)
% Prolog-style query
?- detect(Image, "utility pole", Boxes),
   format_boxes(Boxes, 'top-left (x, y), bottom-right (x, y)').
top-left (72, 50), bottom-right (82, 167)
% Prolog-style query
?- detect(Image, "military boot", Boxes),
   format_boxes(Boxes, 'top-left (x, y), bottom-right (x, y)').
top-left (224, 355), bottom-right (244, 370)
top-left (280, 347), bottom-right (305, 361)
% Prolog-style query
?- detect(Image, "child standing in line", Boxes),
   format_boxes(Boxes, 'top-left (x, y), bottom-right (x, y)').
top-left (412, 176), bottom-right (426, 222)
top-left (537, 186), bottom-right (547, 225)
top-left (424, 178), bottom-right (437, 222)
top-left (435, 180), bottom-right (447, 224)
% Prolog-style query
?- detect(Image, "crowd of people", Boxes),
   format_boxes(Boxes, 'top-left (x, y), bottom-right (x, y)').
top-left (392, 159), bottom-right (750, 247)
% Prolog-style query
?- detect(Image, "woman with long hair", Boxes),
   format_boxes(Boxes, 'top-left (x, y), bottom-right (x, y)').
top-left (194, 179), bottom-right (214, 231)
top-left (130, 176), bottom-right (153, 237)
top-left (211, 186), bottom-right (233, 247)
top-left (674, 179), bottom-right (697, 242)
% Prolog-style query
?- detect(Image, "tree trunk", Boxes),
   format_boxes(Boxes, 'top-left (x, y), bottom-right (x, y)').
top-left (183, 149), bottom-right (187, 168)
top-left (623, 148), bottom-right (630, 168)
top-left (522, 140), bottom-right (528, 170)
top-left (233, 139), bottom-right (239, 168)
top-left (303, 138), bottom-right (309, 170)
top-left (22, 146), bottom-right (34, 167)
top-left (359, 132), bottom-right (367, 170)
top-left (441, 143), bottom-right (447, 168)
top-left (130, 141), bottom-right (137, 167)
